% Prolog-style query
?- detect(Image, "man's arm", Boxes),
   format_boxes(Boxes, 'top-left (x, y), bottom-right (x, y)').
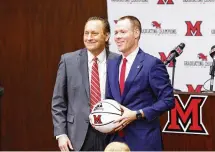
top-left (51, 55), bottom-right (74, 151)
top-left (142, 59), bottom-right (175, 122)
top-left (52, 55), bottom-right (68, 137)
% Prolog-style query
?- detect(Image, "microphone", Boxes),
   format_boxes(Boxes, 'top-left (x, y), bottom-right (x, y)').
top-left (164, 43), bottom-right (185, 65)
top-left (209, 45), bottom-right (215, 91)
top-left (210, 45), bottom-right (215, 59)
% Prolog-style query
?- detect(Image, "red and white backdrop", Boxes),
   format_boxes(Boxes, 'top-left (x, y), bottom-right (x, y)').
top-left (107, 0), bottom-right (215, 92)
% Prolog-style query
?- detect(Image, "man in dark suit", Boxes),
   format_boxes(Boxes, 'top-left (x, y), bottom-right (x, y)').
top-left (52, 16), bottom-right (117, 151)
top-left (106, 16), bottom-right (175, 151)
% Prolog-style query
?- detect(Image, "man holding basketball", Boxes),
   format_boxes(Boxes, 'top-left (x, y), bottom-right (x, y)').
top-left (106, 16), bottom-right (175, 151)
top-left (52, 16), bottom-right (117, 151)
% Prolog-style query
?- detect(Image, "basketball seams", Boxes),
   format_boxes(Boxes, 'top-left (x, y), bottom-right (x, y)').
top-left (91, 111), bottom-right (121, 116)
top-left (102, 101), bottom-right (121, 112)
top-left (90, 100), bottom-right (123, 132)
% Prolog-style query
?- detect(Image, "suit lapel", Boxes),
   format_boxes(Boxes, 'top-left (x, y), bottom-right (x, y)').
top-left (121, 49), bottom-right (145, 100)
top-left (79, 49), bottom-right (90, 99)
top-left (112, 55), bottom-right (122, 102)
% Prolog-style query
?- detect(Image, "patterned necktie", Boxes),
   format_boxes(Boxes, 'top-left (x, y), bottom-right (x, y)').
top-left (119, 58), bottom-right (127, 95)
top-left (90, 57), bottom-right (101, 111)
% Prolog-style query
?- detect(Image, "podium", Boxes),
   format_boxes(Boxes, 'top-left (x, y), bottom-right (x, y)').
top-left (160, 92), bottom-right (215, 150)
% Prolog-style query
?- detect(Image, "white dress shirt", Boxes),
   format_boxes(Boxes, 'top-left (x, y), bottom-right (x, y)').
top-left (88, 49), bottom-right (107, 100)
top-left (119, 47), bottom-right (140, 81)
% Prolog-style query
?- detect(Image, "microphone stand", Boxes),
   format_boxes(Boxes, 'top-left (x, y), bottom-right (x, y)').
top-left (171, 58), bottom-right (176, 89)
top-left (209, 59), bottom-right (215, 92)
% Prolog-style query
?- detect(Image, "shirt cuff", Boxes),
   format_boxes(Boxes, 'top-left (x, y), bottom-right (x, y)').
top-left (56, 134), bottom-right (67, 140)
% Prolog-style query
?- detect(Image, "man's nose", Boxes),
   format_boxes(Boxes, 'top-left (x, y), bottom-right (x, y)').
top-left (115, 33), bottom-right (121, 39)
top-left (87, 33), bottom-right (93, 40)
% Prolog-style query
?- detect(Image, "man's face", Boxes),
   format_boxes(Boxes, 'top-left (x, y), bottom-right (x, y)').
top-left (114, 19), bottom-right (138, 54)
top-left (84, 20), bottom-right (109, 54)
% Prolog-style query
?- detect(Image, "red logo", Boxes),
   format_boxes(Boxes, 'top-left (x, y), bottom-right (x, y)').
top-left (93, 115), bottom-right (102, 124)
top-left (163, 95), bottom-right (208, 135)
top-left (159, 52), bottom-right (174, 67)
top-left (152, 21), bottom-right (161, 29)
top-left (198, 53), bottom-right (207, 61)
top-left (185, 21), bottom-right (202, 36)
top-left (157, 0), bottom-right (174, 4)
top-left (186, 84), bottom-right (203, 93)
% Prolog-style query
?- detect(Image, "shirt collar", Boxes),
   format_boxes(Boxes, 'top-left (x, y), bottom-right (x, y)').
top-left (88, 49), bottom-right (106, 63)
top-left (122, 47), bottom-right (139, 63)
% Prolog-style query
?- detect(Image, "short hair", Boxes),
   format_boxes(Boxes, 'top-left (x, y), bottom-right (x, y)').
top-left (104, 142), bottom-right (130, 152)
top-left (86, 16), bottom-right (110, 35)
top-left (118, 15), bottom-right (142, 39)
top-left (85, 16), bottom-right (110, 51)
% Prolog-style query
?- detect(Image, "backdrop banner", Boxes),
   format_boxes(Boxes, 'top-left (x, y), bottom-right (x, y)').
top-left (107, 0), bottom-right (215, 92)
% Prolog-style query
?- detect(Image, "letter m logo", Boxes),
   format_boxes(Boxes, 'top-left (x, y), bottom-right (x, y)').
top-left (157, 0), bottom-right (174, 4)
top-left (186, 84), bottom-right (203, 93)
top-left (93, 115), bottom-right (102, 124)
top-left (185, 21), bottom-right (202, 36)
top-left (163, 95), bottom-right (208, 135)
top-left (158, 52), bottom-right (174, 67)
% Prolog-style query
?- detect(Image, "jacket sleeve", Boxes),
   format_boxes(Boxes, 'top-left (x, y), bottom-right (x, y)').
top-left (51, 55), bottom-right (68, 136)
top-left (142, 59), bottom-right (175, 122)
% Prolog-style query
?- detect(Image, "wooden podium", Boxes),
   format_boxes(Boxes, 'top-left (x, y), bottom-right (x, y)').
top-left (160, 92), bottom-right (215, 150)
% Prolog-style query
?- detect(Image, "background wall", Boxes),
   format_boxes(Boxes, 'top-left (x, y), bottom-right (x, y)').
top-left (0, 0), bottom-right (107, 150)
top-left (107, 0), bottom-right (215, 92)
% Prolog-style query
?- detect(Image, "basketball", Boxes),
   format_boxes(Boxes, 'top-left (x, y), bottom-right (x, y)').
top-left (89, 99), bottom-right (122, 133)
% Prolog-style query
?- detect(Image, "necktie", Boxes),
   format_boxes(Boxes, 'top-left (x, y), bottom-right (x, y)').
top-left (118, 58), bottom-right (127, 137)
top-left (90, 57), bottom-right (101, 111)
top-left (119, 58), bottom-right (127, 95)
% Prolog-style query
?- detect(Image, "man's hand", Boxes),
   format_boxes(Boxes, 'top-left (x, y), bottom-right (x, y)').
top-left (58, 135), bottom-right (73, 151)
top-left (113, 105), bottom-right (137, 132)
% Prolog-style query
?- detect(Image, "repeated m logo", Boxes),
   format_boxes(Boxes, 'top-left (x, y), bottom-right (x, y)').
top-left (186, 84), bottom-right (203, 93)
top-left (185, 21), bottom-right (203, 36)
top-left (159, 52), bottom-right (174, 67)
top-left (157, 0), bottom-right (174, 4)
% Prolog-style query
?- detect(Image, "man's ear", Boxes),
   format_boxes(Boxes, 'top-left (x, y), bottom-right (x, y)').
top-left (105, 32), bottom-right (110, 42)
top-left (134, 28), bottom-right (140, 39)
